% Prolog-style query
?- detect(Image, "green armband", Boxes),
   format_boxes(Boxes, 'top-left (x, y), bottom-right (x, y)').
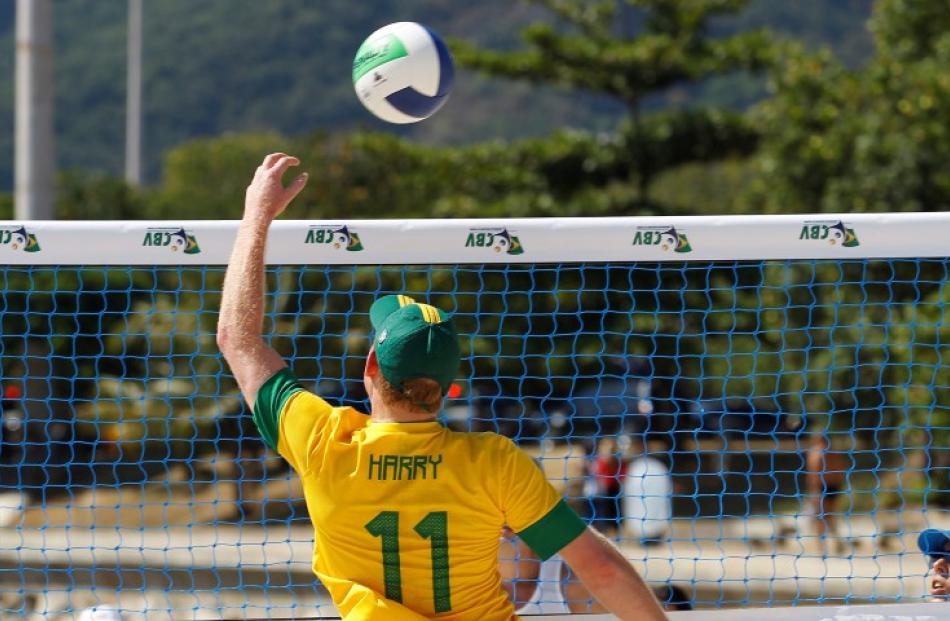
top-left (252, 368), bottom-right (304, 451)
top-left (517, 499), bottom-right (587, 561)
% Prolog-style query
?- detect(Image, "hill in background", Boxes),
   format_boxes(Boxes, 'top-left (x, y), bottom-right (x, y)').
top-left (0, 0), bottom-right (873, 190)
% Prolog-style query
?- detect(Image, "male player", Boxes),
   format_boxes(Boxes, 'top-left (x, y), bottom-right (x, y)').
top-left (806, 434), bottom-right (849, 555)
top-left (217, 153), bottom-right (667, 621)
top-left (918, 529), bottom-right (950, 602)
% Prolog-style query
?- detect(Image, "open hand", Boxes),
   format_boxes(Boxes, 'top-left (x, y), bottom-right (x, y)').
top-left (244, 153), bottom-right (309, 222)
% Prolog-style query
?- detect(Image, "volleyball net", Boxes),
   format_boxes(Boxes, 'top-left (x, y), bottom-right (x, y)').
top-left (0, 214), bottom-right (947, 620)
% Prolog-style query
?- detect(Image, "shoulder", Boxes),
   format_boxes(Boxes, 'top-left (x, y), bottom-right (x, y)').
top-left (282, 390), bottom-right (368, 440)
top-left (287, 390), bottom-right (364, 416)
top-left (283, 388), bottom-right (325, 410)
top-left (324, 403), bottom-right (371, 439)
top-left (444, 429), bottom-right (529, 467)
top-left (448, 428), bottom-right (514, 451)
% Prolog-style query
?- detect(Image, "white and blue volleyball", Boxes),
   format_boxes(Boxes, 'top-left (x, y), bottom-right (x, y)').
top-left (353, 22), bottom-right (455, 124)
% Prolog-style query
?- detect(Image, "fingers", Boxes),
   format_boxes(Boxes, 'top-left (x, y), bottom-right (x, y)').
top-left (285, 172), bottom-right (309, 202)
top-left (250, 153), bottom-right (307, 214)
top-left (262, 152), bottom-right (301, 178)
top-left (262, 152), bottom-right (287, 169)
top-left (271, 155), bottom-right (301, 179)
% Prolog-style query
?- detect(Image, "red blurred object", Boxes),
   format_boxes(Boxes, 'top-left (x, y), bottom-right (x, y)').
top-left (592, 454), bottom-right (627, 494)
top-left (447, 383), bottom-right (463, 399)
top-left (2, 385), bottom-right (21, 400)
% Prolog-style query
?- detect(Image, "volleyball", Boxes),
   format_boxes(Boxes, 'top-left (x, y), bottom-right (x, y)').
top-left (352, 22), bottom-right (455, 124)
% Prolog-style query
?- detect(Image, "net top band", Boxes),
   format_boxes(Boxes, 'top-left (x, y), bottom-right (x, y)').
top-left (0, 213), bottom-right (944, 265)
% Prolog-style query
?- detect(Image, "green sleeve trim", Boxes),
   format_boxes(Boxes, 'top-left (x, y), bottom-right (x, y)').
top-left (252, 367), bottom-right (304, 451)
top-left (517, 499), bottom-right (587, 561)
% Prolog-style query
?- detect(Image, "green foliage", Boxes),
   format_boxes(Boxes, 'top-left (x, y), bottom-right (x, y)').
top-left (0, 1), bottom-right (873, 190)
top-left (56, 173), bottom-right (148, 220)
top-left (748, 47), bottom-right (855, 213)
top-left (153, 133), bottom-right (291, 219)
top-left (719, 0), bottom-right (873, 68)
top-left (651, 159), bottom-right (756, 214)
top-left (454, 0), bottom-right (776, 107)
top-left (870, 0), bottom-right (950, 62)
top-left (452, 0), bottom-right (777, 210)
top-left (752, 0), bottom-right (950, 213)
top-left (149, 119), bottom-right (755, 221)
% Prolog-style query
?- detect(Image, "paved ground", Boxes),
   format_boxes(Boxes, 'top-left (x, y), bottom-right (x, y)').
top-left (0, 459), bottom-right (946, 620)
top-left (0, 513), bottom-right (942, 619)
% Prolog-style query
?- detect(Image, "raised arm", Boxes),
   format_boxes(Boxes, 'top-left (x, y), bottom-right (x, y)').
top-left (559, 527), bottom-right (668, 621)
top-left (217, 153), bottom-right (309, 408)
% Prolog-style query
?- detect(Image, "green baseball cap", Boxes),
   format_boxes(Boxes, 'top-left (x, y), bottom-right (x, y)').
top-left (369, 295), bottom-right (460, 394)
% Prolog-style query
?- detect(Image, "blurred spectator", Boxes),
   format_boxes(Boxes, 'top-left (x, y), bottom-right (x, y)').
top-left (918, 528), bottom-right (950, 603)
top-left (0, 385), bottom-right (74, 497)
top-left (0, 386), bottom-right (26, 485)
top-left (588, 437), bottom-right (627, 535)
top-left (806, 434), bottom-right (849, 556)
top-left (625, 437), bottom-right (672, 546)
top-left (653, 584), bottom-right (692, 611)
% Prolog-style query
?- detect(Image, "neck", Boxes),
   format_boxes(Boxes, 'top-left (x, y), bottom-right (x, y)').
top-left (369, 398), bottom-right (439, 424)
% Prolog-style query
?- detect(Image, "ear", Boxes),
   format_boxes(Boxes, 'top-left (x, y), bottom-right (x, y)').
top-left (365, 347), bottom-right (380, 378)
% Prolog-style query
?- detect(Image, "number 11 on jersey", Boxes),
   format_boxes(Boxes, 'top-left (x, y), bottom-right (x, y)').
top-left (366, 510), bottom-right (452, 613)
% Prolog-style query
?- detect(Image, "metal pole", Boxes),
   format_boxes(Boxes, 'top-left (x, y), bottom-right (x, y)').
top-left (125, 0), bottom-right (143, 186)
top-left (14, 0), bottom-right (55, 220)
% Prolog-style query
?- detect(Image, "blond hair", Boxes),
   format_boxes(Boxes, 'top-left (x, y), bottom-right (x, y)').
top-left (379, 376), bottom-right (444, 413)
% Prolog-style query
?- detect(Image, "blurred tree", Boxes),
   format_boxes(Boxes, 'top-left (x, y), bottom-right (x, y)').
top-left (0, 0), bottom-right (872, 190)
top-left (56, 173), bottom-right (148, 220)
top-left (885, 273), bottom-right (950, 507)
top-left (746, 0), bottom-right (950, 509)
top-left (451, 0), bottom-right (779, 212)
top-left (152, 133), bottom-right (291, 219)
top-left (752, 0), bottom-right (950, 214)
top-left (871, 0), bottom-right (950, 62)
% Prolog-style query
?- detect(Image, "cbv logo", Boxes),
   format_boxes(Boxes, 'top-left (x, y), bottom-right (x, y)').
top-left (142, 228), bottom-right (201, 254)
top-left (304, 225), bottom-right (364, 252)
top-left (464, 228), bottom-right (524, 255)
top-left (799, 221), bottom-right (859, 247)
top-left (632, 227), bottom-right (692, 253)
top-left (0, 226), bottom-right (41, 253)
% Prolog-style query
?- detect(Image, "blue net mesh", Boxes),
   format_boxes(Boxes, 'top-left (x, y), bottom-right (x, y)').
top-left (0, 260), bottom-right (947, 618)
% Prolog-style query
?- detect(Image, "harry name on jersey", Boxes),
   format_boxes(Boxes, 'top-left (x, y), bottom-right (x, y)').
top-left (368, 453), bottom-right (443, 481)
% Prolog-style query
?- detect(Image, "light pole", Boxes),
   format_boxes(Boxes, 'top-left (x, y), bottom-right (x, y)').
top-left (14, 0), bottom-right (55, 220)
top-left (126, 0), bottom-right (143, 186)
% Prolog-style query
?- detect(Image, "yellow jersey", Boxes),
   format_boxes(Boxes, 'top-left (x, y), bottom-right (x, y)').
top-left (252, 368), bottom-right (586, 621)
